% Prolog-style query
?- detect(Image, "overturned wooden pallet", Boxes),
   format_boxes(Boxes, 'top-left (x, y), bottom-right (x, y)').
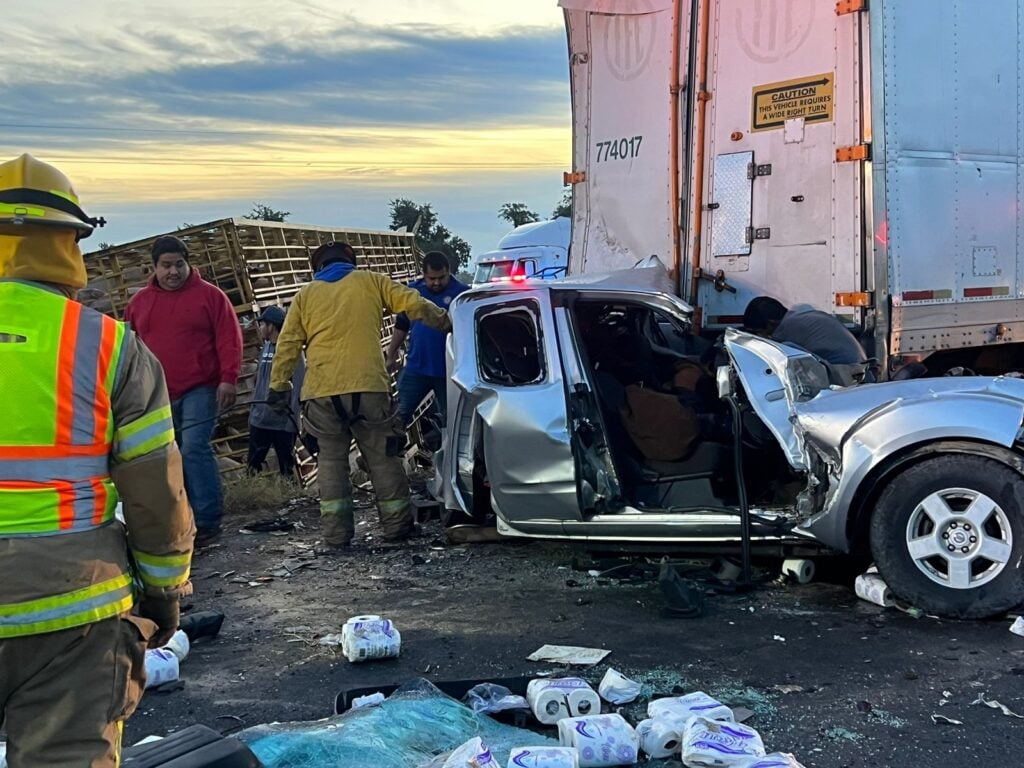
top-left (83, 218), bottom-right (424, 486)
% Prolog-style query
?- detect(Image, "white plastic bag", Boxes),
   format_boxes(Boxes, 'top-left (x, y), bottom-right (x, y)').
top-left (598, 669), bottom-right (642, 705)
top-left (443, 737), bottom-right (502, 768)
top-left (464, 683), bottom-right (530, 715)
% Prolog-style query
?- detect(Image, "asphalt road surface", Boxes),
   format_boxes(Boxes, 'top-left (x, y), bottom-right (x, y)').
top-left (125, 498), bottom-right (1024, 767)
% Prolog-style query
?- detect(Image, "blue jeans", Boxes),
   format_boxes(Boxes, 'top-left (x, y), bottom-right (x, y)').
top-left (396, 369), bottom-right (447, 428)
top-left (171, 386), bottom-right (223, 529)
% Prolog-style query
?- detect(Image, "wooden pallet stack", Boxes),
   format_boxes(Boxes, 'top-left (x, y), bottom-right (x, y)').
top-left (82, 218), bottom-right (425, 485)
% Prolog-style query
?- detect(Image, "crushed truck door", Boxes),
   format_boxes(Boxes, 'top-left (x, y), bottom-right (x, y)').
top-left (693, 0), bottom-right (867, 330)
top-left (456, 290), bottom-right (579, 535)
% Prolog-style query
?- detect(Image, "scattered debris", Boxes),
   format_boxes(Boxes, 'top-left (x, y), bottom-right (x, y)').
top-left (557, 713), bottom-right (639, 766)
top-left (854, 570), bottom-right (894, 608)
top-left (971, 694), bottom-right (1024, 719)
top-left (598, 668), bottom-right (642, 705)
top-left (683, 717), bottom-right (765, 766)
top-left (342, 615), bottom-right (401, 663)
top-left (931, 714), bottom-right (964, 726)
top-left (528, 678), bottom-right (601, 724)
top-left (773, 635), bottom-right (786, 643)
top-left (240, 517), bottom-right (295, 534)
top-left (773, 685), bottom-right (805, 695)
top-left (526, 644), bottom-right (611, 666)
top-left (463, 683), bottom-right (529, 715)
top-left (1011, 616), bottom-right (1024, 637)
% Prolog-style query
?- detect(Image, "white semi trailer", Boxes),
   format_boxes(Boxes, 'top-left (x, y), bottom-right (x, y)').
top-left (561, 0), bottom-right (1024, 376)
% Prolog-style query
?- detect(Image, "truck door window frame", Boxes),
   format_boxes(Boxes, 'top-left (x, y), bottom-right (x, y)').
top-left (475, 299), bottom-right (546, 386)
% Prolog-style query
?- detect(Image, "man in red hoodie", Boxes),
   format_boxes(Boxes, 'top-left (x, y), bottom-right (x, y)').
top-left (125, 236), bottom-right (242, 542)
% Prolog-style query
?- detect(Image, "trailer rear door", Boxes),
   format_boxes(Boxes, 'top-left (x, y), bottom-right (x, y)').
top-left (693, 0), bottom-right (866, 329)
top-left (561, 0), bottom-right (686, 276)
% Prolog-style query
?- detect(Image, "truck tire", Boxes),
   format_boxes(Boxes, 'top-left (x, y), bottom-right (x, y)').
top-left (869, 454), bottom-right (1023, 619)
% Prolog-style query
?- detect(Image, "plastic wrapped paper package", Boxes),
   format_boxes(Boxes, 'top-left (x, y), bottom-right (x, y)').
top-left (463, 683), bottom-right (530, 715)
top-left (341, 617), bottom-right (401, 663)
top-left (238, 679), bottom-right (556, 768)
top-left (737, 754), bottom-right (806, 768)
top-left (597, 669), bottom-right (642, 705)
top-left (557, 714), bottom-right (639, 768)
top-left (681, 717), bottom-right (765, 768)
top-left (527, 678), bottom-right (601, 725)
top-left (441, 737), bottom-right (501, 768)
top-left (507, 746), bottom-right (581, 768)
top-left (636, 718), bottom-right (682, 759)
top-left (648, 692), bottom-right (734, 728)
top-left (143, 648), bottom-right (179, 689)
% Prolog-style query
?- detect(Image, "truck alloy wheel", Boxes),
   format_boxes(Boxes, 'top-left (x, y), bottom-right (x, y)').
top-left (869, 454), bottom-right (1024, 619)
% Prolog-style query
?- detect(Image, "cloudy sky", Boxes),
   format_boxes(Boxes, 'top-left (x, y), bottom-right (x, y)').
top-left (2, 0), bottom-right (571, 259)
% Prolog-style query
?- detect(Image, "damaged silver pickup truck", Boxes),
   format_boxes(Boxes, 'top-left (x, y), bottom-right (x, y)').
top-left (433, 267), bottom-right (1024, 619)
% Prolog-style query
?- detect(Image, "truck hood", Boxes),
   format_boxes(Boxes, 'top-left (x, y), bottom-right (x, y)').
top-left (794, 376), bottom-right (1024, 459)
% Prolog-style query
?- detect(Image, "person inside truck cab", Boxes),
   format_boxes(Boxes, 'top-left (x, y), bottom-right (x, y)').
top-left (742, 296), bottom-right (871, 386)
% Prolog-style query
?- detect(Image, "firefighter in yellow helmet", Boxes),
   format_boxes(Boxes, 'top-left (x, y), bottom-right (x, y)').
top-left (0, 154), bottom-right (194, 768)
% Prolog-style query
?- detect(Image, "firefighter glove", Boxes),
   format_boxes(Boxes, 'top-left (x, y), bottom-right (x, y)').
top-left (137, 595), bottom-right (180, 649)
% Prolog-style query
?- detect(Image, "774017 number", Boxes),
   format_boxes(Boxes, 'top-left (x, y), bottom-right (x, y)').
top-left (595, 136), bottom-right (643, 163)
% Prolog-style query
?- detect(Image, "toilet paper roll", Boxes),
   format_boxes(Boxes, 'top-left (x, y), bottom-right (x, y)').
top-left (557, 714), bottom-right (639, 768)
top-left (854, 573), bottom-right (893, 607)
top-left (647, 692), bottom-right (734, 727)
top-left (345, 614), bottom-right (382, 625)
top-left (527, 678), bottom-right (600, 725)
top-left (636, 718), bottom-right (682, 759)
top-left (507, 746), bottom-right (581, 768)
top-left (681, 716), bottom-right (765, 768)
top-left (781, 558), bottom-right (815, 584)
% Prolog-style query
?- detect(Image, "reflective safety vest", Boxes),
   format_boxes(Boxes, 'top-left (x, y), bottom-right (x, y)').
top-left (0, 280), bottom-right (178, 638)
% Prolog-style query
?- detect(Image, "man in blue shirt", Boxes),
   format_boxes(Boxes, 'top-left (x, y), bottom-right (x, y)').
top-left (385, 251), bottom-right (469, 427)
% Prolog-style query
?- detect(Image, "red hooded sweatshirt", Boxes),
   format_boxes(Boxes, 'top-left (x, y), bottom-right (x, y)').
top-left (125, 268), bottom-right (243, 402)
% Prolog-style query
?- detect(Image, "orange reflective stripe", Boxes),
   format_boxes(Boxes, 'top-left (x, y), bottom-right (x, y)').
top-left (90, 477), bottom-right (108, 526)
top-left (92, 317), bottom-right (117, 444)
top-left (54, 302), bottom-right (81, 446)
top-left (56, 481), bottom-right (75, 530)
top-left (0, 444), bottom-right (108, 460)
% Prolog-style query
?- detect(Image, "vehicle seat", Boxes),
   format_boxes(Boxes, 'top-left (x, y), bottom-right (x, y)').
top-left (593, 370), bottom-right (723, 483)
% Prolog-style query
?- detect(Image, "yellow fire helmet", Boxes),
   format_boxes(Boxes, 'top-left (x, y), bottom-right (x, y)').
top-left (0, 154), bottom-right (105, 240)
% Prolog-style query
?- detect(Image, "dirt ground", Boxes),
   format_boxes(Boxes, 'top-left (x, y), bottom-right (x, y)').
top-left (125, 494), bottom-right (1024, 768)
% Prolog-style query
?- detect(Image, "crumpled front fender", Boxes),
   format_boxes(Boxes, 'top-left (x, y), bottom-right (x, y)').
top-left (797, 380), bottom-right (1024, 551)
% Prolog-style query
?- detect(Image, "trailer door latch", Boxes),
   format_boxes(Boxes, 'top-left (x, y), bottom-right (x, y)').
top-left (836, 0), bottom-right (867, 15)
top-left (745, 227), bottom-right (771, 243)
top-left (836, 144), bottom-right (871, 162)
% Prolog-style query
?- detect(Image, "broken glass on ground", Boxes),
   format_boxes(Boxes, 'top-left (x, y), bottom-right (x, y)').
top-left (237, 679), bottom-right (555, 768)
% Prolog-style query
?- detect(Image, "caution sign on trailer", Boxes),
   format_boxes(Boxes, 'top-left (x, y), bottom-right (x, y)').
top-left (752, 73), bottom-right (834, 132)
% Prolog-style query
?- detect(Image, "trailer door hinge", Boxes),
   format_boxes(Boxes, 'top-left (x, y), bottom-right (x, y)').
top-left (745, 227), bottom-right (771, 243)
top-left (836, 144), bottom-right (871, 162)
top-left (836, 0), bottom-right (867, 15)
top-left (563, 171), bottom-right (586, 185)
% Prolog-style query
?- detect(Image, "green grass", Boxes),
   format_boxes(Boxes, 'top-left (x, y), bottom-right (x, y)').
top-left (222, 471), bottom-right (312, 518)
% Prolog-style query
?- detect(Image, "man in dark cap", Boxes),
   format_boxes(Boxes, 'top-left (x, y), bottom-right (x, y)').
top-left (743, 296), bottom-right (870, 385)
top-left (247, 306), bottom-right (305, 477)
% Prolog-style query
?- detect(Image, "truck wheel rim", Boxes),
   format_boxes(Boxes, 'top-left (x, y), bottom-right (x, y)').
top-left (905, 488), bottom-right (1013, 590)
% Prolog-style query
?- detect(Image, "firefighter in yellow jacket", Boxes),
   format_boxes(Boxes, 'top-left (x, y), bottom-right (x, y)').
top-left (0, 154), bottom-right (194, 768)
top-left (269, 241), bottom-right (450, 546)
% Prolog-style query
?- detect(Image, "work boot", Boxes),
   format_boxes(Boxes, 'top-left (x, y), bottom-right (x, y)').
top-left (378, 497), bottom-right (413, 542)
top-left (320, 498), bottom-right (354, 548)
